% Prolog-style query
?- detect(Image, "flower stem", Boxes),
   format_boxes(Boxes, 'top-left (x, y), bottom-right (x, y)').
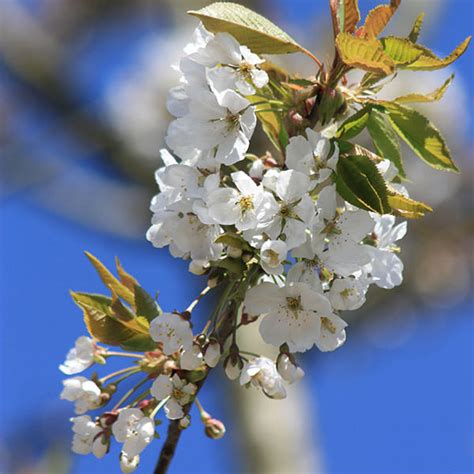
top-left (112, 374), bottom-right (150, 410)
top-left (105, 351), bottom-right (143, 359)
top-left (99, 366), bottom-right (138, 384)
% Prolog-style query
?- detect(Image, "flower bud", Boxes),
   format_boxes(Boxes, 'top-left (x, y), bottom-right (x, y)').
top-left (92, 434), bottom-right (109, 459)
top-left (120, 453), bottom-right (139, 474)
top-left (203, 340), bottom-right (221, 368)
top-left (189, 260), bottom-right (209, 276)
top-left (224, 355), bottom-right (243, 380)
top-left (204, 418), bottom-right (226, 440)
top-left (276, 353), bottom-right (304, 384)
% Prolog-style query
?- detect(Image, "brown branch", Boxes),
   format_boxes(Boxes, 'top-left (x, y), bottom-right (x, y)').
top-left (153, 293), bottom-right (240, 474)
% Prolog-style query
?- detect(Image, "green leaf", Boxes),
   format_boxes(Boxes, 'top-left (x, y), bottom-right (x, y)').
top-left (380, 36), bottom-right (423, 65)
top-left (381, 102), bottom-right (458, 172)
top-left (71, 291), bottom-right (135, 346)
top-left (71, 291), bottom-right (155, 350)
top-left (367, 108), bottom-right (405, 177)
top-left (188, 2), bottom-right (307, 55)
top-left (359, 2), bottom-right (400, 39)
top-left (212, 257), bottom-right (246, 275)
top-left (336, 33), bottom-right (395, 75)
top-left (335, 154), bottom-right (390, 213)
top-left (84, 252), bottom-right (135, 306)
top-left (115, 257), bottom-right (140, 292)
top-left (394, 74), bottom-right (454, 104)
top-left (111, 293), bottom-right (135, 322)
top-left (406, 36), bottom-right (471, 70)
top-left (408, 12), bottom-right (424, 43)
top-left (337, 106), bottom-right (370, 139)
top-left (134, 285), bottom-right (161, 322)
top-left (387, 190), bottom-right (432, 219)
top-left (120, 334), bottom-right (157, 352)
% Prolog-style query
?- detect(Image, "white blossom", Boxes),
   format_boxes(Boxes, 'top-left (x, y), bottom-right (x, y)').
top-left (189, 32), bottom-right (268, 96)
top-left (60, 336), bottom-right (96, 375)
top-left (240, 357), bottom-right (287, 399)
top-left (70, 415), bottom-right (107, 458)
top-left (204, 171), bottom-right (277, 231)
top-left (312, 185), bottom-right (372, 276)
top-left (285, 127), bottom-right (338, 182)
top-left (329, 277), bottom-right (368, 311)
top-left (244, 281), bottom-right (340, 353)
top-left (166, 90), bottom-right (256, 165)
top-left (363, 214), bottom-right (407, 289)
top-left (61, 377), bottom-right (101, 415)
top-left (260, 239), bottom-right (287, 275)
top-left (112, 409), bottom-right (155, 459)
top-left (151, 374), bottom-right (197, 420)
top-left (246, 169), bottom-right (315, 250)
top-left (149, 313), bottom-right (193, 356)
top-left (180, 344), bottom-right (204, 371)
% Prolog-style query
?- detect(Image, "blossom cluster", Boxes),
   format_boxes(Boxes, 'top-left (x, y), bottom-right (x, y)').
top-left (60, 23), bottom-right (408, 473)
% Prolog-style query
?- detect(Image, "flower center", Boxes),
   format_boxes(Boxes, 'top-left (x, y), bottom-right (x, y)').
top-left (226, 113), bottom-right (240, 131)
top-left (286, 296), bottom-right (301, 314)
top-left (321, 316), bottom-right (336, 334)
top-left (239, 61), bottom-right (253, 77)
top-left (238, 195), bottom-right (254, 213)
top-left (263, 248), bottom-right (280, 267)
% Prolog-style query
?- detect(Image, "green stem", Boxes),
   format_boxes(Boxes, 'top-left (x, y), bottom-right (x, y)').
top-left (99, 366), bottom-right (138, 384)
top-left (112, 374), bottom-right (150, 410)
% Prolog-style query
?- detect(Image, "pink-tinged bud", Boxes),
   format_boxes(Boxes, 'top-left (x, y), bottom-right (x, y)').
top-left (99, 412), bottom-right (118, 428)
top-left (204, 418), bottom-right (226, 440)
top-left (305, 96), bottom-right (316, 116)
top-left (204, 340), bottom-right (221, 368)
top-left (137, 399), bottom-right (153, 411)
top-left (289, 109), bottom-right (304, 125)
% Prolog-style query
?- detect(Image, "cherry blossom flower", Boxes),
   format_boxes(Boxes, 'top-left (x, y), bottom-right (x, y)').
top-left (61, 377), bottom-right (102, 414)
top-left (112, 409), bottom-right (155, 460)
top-left (285, 127), bottom-right (338, 183)
top-left (329, 277), bottom-right (368, 311)
top-left (260, 240), bottom-right (288, 275)
top-left (244, 281), bottom-right (339, 352)
top-left (70, 415), bottom-right (108, 458)
top-left (240, 357), bottom-right (287, 399)
top-left (149, 313), bottom-right (193, 356)
top-left (151, 374), bottom-right (197, 420)
top-left (60, 336), bottom-right (96, 375)
top-left (205, 171), bottom-right (277, 231)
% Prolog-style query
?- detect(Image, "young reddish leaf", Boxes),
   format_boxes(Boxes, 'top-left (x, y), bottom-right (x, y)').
top-left (359, 1), bottom-right (400, 39)
top-left (408, 12), bottom-right (424, 43)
